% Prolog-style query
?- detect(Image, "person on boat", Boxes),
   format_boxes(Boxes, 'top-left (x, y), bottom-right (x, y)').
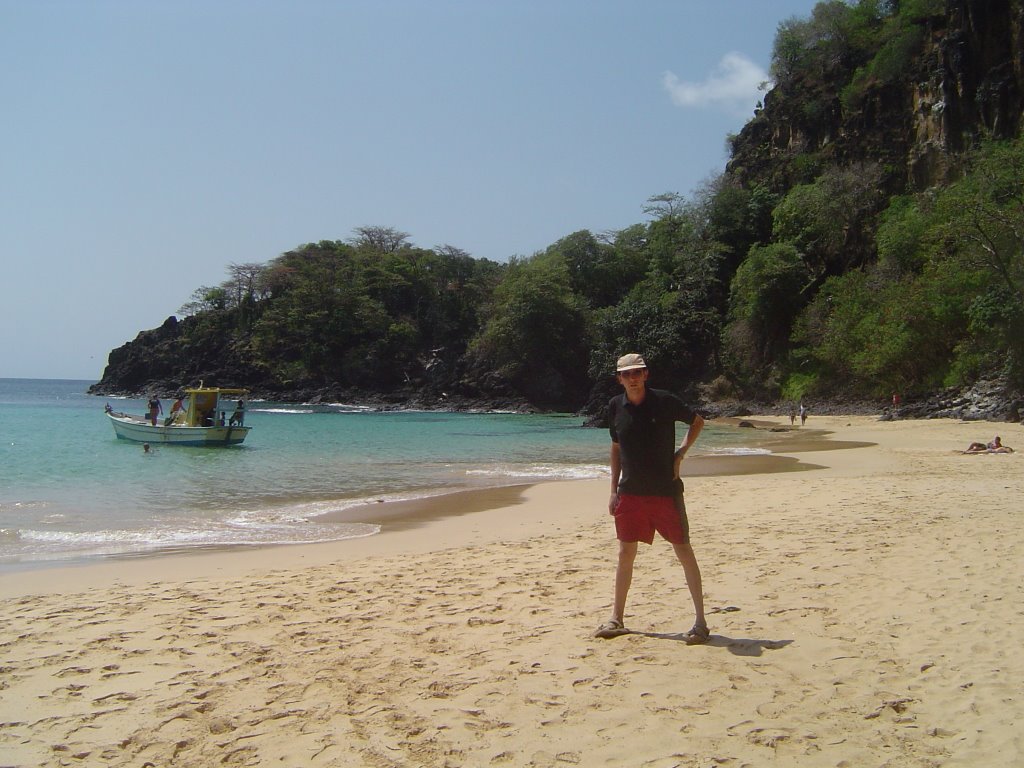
top-left (229, 400), bottom-right (246, 427)
top-left (165, 395), bottom-right (186, 426)
top-left (594, 353), bottom-right (708, 645)
top-left (147, 396), bottom-right (163, 426)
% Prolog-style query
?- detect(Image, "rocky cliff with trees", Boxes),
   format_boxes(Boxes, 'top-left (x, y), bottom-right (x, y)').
top-left (91, 0), bottom-right (1024, 420)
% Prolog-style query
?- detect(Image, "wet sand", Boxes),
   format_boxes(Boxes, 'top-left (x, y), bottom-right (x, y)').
top-left (321, 437), bottom-right (834, 532)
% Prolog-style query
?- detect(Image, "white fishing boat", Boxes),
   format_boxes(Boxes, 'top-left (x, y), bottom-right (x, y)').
top-left (106, 387), bottom-right (251, 446)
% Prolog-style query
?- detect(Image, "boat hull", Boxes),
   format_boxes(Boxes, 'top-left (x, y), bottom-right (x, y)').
top-left (107, 413), bottom-right (250, 446)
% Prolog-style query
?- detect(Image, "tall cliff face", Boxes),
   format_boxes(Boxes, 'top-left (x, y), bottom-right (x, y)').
top-left (729, 0), bottom-right (1024, 196)
top-left (910, 0), bottom-right (1024, 185)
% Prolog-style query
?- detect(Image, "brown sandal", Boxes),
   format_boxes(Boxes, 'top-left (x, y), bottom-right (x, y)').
top-left (594, 619), bottom-right (630, 639)
top-left (683, 623), bottom-right (710, 645)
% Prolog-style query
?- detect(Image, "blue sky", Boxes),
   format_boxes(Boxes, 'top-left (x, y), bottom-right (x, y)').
top-left (1, 0), bottom-right (819, 380)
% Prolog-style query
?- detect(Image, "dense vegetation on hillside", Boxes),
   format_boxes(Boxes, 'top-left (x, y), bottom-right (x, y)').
top-left (95, 0), bottom-right (1024, 412)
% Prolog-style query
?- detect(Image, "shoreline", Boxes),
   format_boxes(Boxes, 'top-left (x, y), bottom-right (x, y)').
top-left (0, 420), bottom-right (841, 593)
top-left (3, 415), bottom-right (1022, 765)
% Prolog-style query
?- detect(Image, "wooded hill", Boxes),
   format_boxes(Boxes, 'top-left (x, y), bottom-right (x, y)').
top-left (92, 0), bottom-right (1024, 415)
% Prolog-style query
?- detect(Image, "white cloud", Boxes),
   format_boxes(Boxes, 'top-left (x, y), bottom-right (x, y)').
top-left (662, 52), bottom-right (770, 114)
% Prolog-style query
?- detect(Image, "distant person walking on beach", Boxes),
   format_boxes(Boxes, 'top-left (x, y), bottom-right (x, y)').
top-left (147, 396), bottom-right (162, 426)
top-left (799, 402), bottom-right (808, 426)
top-left (891, 392), bottom-right (901, 418)
top-left (594, 353), bottom-right (708, 644)
top-left (789, 403), bottom-right (797, 426)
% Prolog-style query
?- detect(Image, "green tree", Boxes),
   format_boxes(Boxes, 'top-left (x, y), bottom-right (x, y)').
top-left (771, 1), bottom-right (885, 84)
top-left (723, 242), bottom-right (807, 390)
top-left (178, 286), bottom-right (230, 316)
top-left (924, 139), bottom-right (1024, 383)
top-left (698, 176), bottom-right (776, 278)
top-left (348, 226), bottom-right (412, 254)
top-left (544, 230), bottom-right (645, 309)
top-left (772, 162), bottom-right (886, 283)
top-left (470, 254), bottom-right (592, 408)
top-left (875, 194), bottom-right (931, 274)
top-left (250, 241), bottom-right (390, 385)
top-left (796, 259), bottom-right (982, 395)
top-left (791, 138), bottom-right (1024, 395)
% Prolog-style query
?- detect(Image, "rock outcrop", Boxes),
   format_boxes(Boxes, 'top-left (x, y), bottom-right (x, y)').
top-left (729, 0), bottom-right (1024, 196)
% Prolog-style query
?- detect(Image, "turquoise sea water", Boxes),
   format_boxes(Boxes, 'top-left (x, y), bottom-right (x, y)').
top-left (0, 379), bottom-right (765, 568)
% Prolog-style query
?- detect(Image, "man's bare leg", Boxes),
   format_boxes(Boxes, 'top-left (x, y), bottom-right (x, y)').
top-left (612, 540), bottom-right (638, 623)
top-left (672, 540), bottom-right (705, 629)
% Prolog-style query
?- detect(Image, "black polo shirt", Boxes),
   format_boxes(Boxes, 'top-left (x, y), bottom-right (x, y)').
top-left (608, 387), bottom-right (698, 497)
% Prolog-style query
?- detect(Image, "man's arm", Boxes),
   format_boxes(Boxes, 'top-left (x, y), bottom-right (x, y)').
top-left (673, 413), bottom-right (704, 478)
top-left (609, 441), bottom-right (621, 514)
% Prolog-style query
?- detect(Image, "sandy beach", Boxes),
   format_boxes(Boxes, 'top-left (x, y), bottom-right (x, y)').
top-left (2, 415), bottom-right (1022, 767)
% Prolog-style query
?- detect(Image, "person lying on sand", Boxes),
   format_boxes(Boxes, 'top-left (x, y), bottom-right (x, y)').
top-left (963, 436), bottom-right (1014, 454)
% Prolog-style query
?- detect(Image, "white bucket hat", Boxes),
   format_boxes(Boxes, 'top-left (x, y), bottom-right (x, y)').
top-left (616, 353), bottom-right (647, 372)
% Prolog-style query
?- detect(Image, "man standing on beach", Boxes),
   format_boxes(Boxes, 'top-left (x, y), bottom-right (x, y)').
top-left (594, 353), bottom-right (708, 644)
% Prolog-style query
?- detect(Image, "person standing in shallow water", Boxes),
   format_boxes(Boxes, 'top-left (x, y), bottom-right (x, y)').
top-left (594, 353), bottom-right (708, 644)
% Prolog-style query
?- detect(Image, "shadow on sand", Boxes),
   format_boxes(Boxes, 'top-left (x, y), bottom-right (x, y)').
top-left (634, 631), bottom-right (794, 656)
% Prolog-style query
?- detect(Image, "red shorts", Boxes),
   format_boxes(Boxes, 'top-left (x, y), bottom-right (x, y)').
top-left (613, 492), bottom-right (689, 545)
